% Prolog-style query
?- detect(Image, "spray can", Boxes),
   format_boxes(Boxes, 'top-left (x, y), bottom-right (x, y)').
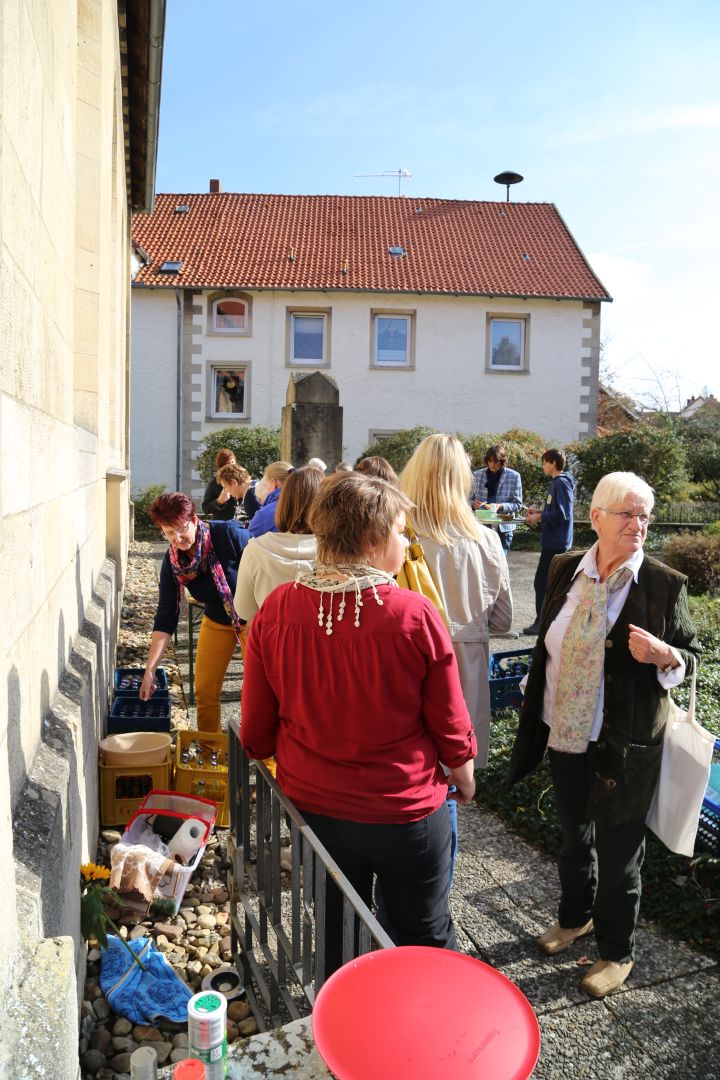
top-left (188, 990), bottom-right (227, 1079)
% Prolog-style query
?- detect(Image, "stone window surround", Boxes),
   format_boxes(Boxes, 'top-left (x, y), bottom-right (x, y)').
top-left (369, 308), bottom-right (416, 371)
top-left (206, 290), bottom-right (253, 336)
top-left (367, 428), bottom-right (401, 447)
top-left (206, 361), bottom-right (252, 423)
top-left (285, 307), bottom-right (332, 368)
top-left (485, 312), bottom-right (531, 374)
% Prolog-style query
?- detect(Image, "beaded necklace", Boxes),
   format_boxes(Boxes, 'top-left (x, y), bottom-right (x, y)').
top-left (294, 563), bottom-right (398, 635)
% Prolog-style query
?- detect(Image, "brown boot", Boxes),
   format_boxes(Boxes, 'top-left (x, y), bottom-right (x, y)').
top-left (537, 918), bottom-right (593, 955)
top-left (581, 959), bottom-right (634, 998)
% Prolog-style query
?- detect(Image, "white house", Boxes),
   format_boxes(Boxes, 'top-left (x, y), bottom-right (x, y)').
top-left (131, 186), bottom-right (610, 495)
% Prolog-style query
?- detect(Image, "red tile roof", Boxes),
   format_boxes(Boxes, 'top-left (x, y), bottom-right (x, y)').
top-left (132, 193), bottom-right (611, 301)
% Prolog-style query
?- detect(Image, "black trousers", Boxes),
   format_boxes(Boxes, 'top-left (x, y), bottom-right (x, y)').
top-left (301, 802), bottom-right (456, 979)
top-left (549, 749), bottom-right (646, 963)
top-left (533, 547), bottom-right (565, 620)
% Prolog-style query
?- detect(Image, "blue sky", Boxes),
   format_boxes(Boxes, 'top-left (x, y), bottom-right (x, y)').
top-left (156, 0), bottom-right (720, 408)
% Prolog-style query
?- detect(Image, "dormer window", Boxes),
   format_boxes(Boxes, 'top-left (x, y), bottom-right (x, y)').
top-left (213, 298), bottom-right (248, 332)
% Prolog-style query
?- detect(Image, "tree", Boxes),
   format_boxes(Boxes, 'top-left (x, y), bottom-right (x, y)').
top-left (196, 427), bottom-right (281, 482)
top-left (567, 424), bottom-right (688, 502)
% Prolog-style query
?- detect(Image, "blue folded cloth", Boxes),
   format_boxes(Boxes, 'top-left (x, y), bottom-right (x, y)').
top-left (99, 934), bottom-right (192, 1024)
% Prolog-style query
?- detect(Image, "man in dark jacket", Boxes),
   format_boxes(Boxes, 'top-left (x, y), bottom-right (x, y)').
top-left (523, 449), bottom-right (575, 635)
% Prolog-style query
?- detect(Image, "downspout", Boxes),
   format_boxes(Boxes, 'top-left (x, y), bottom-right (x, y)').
top-left (176, 287), bottom-right (183, 490)
top-left (143, 0), bottom-right (166, 212)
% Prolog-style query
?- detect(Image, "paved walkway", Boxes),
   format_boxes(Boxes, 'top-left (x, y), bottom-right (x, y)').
top-left (162, 548), bottom-right (720, 1079)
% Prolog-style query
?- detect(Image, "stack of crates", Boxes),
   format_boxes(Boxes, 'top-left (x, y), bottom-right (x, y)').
top-left (108, 667), bottom-right (171, 734)
top-left (697, 739), bottom-right (720, 855)
top-left (489, 648), bottom-right (532, 715)
top-left (174, 730), bottom-right (230, 827)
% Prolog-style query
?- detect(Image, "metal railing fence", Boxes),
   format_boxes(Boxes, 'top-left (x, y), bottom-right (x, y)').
top-left (227, 717), bottom-right (394, 1031)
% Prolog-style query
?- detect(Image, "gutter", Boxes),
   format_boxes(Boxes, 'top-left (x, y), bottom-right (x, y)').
top-left (175, 287), bottom-right (183, 490)
top-left (142, 0), bottom-right (166, 213)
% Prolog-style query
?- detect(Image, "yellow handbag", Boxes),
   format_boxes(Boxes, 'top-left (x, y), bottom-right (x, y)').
top-left (396, 523), bottom-right (449, 627)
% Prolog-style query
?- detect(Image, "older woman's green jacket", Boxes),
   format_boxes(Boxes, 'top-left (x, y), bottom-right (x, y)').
top-left (507, 552), bottom-right (701, 826)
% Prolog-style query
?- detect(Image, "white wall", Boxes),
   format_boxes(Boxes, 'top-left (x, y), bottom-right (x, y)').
top-left (130, 288), bottom-right (180, 492)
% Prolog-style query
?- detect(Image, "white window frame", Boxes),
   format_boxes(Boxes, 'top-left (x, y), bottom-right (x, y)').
top-left (370, 310), bottom-right (415, 370)
top-left (211, 297), bottom-right (249, 334)
top-left (486, 314), bottom-right (530, 372)
top-left (286, 309), bottom-right (331, 367)
top-left (208, 364), bottom-right (250, 421)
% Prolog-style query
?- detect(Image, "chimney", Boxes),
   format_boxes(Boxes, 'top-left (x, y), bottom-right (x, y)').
top-left (209, 179), bottom-right (223, 193)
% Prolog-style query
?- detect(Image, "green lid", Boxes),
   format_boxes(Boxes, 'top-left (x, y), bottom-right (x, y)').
top-left (194, 992), bottom-right (222, 1013)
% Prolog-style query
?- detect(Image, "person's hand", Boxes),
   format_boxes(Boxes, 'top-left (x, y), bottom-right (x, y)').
top-left (217, 488), bottom-right (231, 505)
top-left (447, 769), bottom-right (476, 804)
top-left (525, 508), bottom-right (542, 524)
top-left (628, 624), bottom-right (676, 669)
top-left (139, 669), bottom-right (156, 701)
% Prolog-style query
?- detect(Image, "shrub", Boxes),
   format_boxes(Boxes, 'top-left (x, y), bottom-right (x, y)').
top-left (567, 423), bottom-right (688, 502)
top-left (196, 427), bottom-right (281, 483)
top-left (663, 532), bottom-right (720, 595)
top-left (132, 483), bottom-right (166, 534)
top-left (356, 426), bottom-right (437, 473)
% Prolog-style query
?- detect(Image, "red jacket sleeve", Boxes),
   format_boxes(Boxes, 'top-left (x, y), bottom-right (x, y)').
top-left (418, 601), bottom-right (477, 766)
top-left (239, 607), bottom-right (280, 759)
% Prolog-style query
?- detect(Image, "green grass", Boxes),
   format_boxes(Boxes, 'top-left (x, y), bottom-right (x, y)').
top-left (478, 600), bottom-right (720, 960)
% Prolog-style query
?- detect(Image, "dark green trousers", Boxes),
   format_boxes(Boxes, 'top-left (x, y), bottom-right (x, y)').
top-left (549, 748), bottom-right (646, 963)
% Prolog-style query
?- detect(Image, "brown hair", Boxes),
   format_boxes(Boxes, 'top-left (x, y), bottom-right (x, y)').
top-left (484, 443), bottom-right (507, 467)
top-left (275, 466), bottom-right (322, 534)
top-left (149, 492), bottom-right (196, 527)
top-left (354, 455), bottom-right (399, 486)
top-left (263, 460), bottom-right (294, 484)
top-left (216, 462), bottom-right (251, 487)
top-left (309, 472), bottom-right (412, 566)
top-left (214, 447), bottom-right (236, 468)
top-left (542, 448), bottom-right (565, 471)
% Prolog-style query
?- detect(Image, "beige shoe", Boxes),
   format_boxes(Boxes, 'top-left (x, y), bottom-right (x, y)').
top-left (581, 959), bottom-right (634, 998)
top-left (537, 918), bottom-right (594, 955)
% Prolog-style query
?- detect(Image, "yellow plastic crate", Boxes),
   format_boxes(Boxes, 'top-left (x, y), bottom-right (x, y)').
top-left (99, 754), bottom-right (172, 826)
top-left (173, 731), bottom-right (229, 827)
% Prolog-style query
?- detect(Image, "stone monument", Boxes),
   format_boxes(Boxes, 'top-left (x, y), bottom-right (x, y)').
top-left (281, 371), bottom-right (343, 469)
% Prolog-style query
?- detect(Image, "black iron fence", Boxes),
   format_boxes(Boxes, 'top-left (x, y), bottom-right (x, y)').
top-left (227, 717), bottom-right (394, 1031)
top-left (574, 502), bottom-right (720, 526)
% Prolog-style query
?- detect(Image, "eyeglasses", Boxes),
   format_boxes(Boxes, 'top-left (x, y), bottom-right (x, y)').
top-left (598, 508), bottom-right (655, 526)
top-left (161, 520), bottom-right (194, 543)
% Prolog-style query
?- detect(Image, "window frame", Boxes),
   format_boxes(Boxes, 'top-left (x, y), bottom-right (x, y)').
top-left (286, 308), bottom-right (331, 368)
top-left (207, 363), bottom-right (251, 422)
top-left (370, 310), bottom-right (416, 370)
top-left (207, 291), bottom-right (253, 336)
top-left (485, 314), bottom-right (530, 373)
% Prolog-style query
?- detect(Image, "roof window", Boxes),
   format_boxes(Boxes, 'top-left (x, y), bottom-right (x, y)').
top-left (175, 204), bottom-right (189, 213)
top-left (159, 260), bottom-right (183, 273)
top-left (388, 245), bottom-right (407, 257)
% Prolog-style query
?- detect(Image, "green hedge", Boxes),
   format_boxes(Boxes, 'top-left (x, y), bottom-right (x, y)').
top-left (196, 427), bottom-right (281, 482)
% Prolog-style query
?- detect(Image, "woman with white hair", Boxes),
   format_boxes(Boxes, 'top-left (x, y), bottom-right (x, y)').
top-left (508, 472), bottom-right (700, 998)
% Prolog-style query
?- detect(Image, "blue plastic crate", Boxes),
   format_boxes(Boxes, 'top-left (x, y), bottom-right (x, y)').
top-left (697, 741), bottom-right (720, 855)
top-left (489, 648), bottom-right (532, 714)
top-left (114, 667), bottom-right (169, 698)
top-left (107, 695), bottom-right (171, 735)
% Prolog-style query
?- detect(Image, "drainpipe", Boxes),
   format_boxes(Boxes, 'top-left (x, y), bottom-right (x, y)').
top-left (176, 287), bottom-right (183, 490)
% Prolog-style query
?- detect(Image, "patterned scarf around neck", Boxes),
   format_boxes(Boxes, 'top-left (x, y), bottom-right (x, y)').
top-left (295, 563), bottom-right (398, 635)
top-left (168, 519), bottom-right (242, 632)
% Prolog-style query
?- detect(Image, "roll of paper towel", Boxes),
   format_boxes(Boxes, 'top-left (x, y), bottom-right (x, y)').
top-left (167, 817), bottom-right (205, 863)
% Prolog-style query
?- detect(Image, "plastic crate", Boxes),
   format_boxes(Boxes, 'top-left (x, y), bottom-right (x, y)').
top-left (697, 741), bottom-right (720, 855)
top-left (174, 730), bottom-right (230, 828)
top-left (114, 667), bottom-right (169, 698)
top-left (489, 648), bottom-right (533, 714)
top-left (99, 754), bottom-right (172, 826)
top-left (122, 790), bottom-right (218, 913)
top-left (107, 696), bottom-right (172, 735)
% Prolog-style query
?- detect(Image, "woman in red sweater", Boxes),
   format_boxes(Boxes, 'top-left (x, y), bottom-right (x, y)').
top-left (240, 471), bottom-right (477, 976)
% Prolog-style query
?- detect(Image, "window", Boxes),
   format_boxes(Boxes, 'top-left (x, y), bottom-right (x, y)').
top-left (287, 309), bottom-right (330, 366)
top-left (486, 315), bottom-right (529, 371)
top-left (371, 311), bottom-right (415, 369)
top-left (210, 366), bottom-right (248, 418)
top-left (213, 298), bottom-right (248, 332)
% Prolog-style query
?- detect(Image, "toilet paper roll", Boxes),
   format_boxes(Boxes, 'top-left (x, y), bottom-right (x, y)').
top-left (167, 817), bottom-right (205, 864)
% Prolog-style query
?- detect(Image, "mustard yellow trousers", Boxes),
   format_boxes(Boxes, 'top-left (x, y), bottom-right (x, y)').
top-left (194, 616), bottom-right (239, 732)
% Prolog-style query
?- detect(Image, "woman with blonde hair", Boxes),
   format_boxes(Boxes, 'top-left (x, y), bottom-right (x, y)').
top-left (247, 460), bottom-right (294, 539)
top-left (401, 434), bottom-right (513, 767)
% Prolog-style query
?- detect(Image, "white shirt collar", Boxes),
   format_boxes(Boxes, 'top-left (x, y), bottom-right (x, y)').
top-left (572, 541), bottom-right (643, 584)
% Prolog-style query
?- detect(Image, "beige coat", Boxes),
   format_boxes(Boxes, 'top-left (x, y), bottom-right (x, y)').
top-left (415, 526), bottom-right (513, 767)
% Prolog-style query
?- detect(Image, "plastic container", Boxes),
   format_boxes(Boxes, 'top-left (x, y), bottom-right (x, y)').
top-left (489, 648), bottom-right (533, 714)
top-left (108, 696), bottom-right (172, 735)
top-left (188, 990), bottom-right (227, 1080)
top-left (697, 740), bottom-right (720, 855)
top-left (174, 731), bottom-right (229, 827)
top-left (130, 1045), bottom-right (158, 1079)
top-left (122, 790), bottom-right (217, 913)
top-left (173, 1059), bottom-right (206, 1078)
top-left (99, 755), bottom-right (172, 826)
top-left (99, 731), bottom-right (173, 766)
top-left (114, 667), bottom-right (169, 698)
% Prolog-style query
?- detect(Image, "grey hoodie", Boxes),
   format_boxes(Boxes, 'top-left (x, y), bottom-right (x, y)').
top-left (233, 531), bottom-right (317, 623)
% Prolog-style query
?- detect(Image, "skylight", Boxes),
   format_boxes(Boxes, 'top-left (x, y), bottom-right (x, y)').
top-left (159, 260), bottom-right (183, 273)
top-left (175, 205), bottom-right (189, 213)
top-left (388, 245), bottom-right (407, 257)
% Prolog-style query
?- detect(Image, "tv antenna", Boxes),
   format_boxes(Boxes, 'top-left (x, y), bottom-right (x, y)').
top-left (493, 170), bottom-right (524, 202)
top-left (354, 168), bottom-right (412, 196)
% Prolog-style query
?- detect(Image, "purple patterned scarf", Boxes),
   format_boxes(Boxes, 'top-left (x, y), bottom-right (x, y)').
top-left (168, 519), bottom-right (242, 632)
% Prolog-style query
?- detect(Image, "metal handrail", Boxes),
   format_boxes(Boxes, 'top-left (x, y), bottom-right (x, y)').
top-left (227, 718), bottom-right (394, 1031)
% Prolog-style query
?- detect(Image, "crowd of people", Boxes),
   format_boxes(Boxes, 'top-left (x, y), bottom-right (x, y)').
top-left (139, 438), bottom-right (699, 999)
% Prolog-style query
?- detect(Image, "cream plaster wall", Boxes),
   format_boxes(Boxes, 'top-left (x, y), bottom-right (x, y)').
top-left (130, 288), bottom-right (180, 492)
top-left (0, 0), bottom-right (131, 1025)
top-left (131, 287), bottom-right (594, 493)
